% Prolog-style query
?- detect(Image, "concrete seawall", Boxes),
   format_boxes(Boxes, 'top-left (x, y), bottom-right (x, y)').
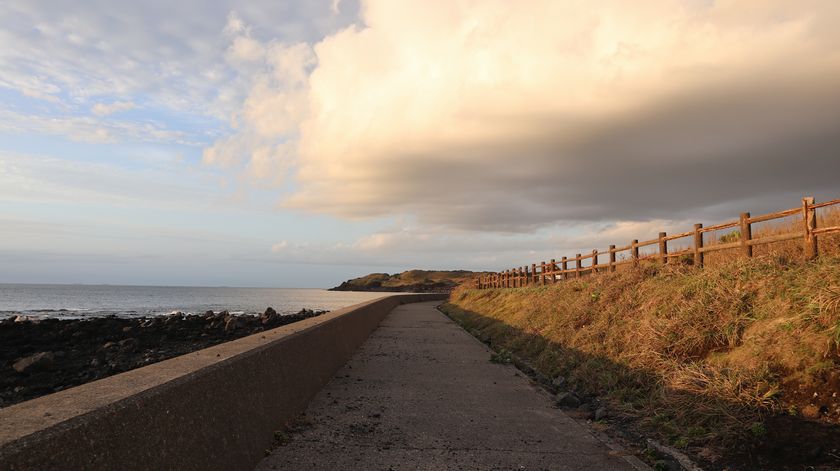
top-left (0, 293), bottom-right (446, 471)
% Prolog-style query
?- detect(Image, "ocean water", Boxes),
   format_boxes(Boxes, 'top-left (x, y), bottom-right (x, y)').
top-left (0, 284), bottom-right (386, 319)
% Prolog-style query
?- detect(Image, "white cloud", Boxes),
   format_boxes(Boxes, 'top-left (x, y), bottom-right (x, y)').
top-left (91, 101), bottom-right (136, 116)
top-left (206, 0), bottom-right (840, 231)
top-left (0, 2), bottom-right (358, 120)
top-left (0, 108), bottom-right (194, 145)
top-left (204, 34), bottom-right (315, 184)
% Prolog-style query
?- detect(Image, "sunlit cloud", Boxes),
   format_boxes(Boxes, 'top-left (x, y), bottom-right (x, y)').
top-left (208, 0), bottom-right (840, 231)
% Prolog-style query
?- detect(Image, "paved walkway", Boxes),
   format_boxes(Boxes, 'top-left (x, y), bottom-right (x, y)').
top-left (256, 301), bottom-right (642, 470)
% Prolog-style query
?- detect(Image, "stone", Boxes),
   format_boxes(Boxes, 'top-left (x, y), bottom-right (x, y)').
top-left (203, 310), bottom-right (215, 319)
top-left (13, 351), bottom-right (55, 374)
top-left (805, 445), bottom-right (822, 459)
top-left (118, 338), bottom-right (139, 352)
top-left (555, 392), bottom-right (581, 408)
top-left (141, 318), bottom-right (161, 328)
top-left (224, 316), bottom-right (241, 332)
top-left (260, 307), bottom-right (278, 325)
top-left (551, 376), bottom-right (566, 388)
top-left (802, 404), bottom-right (821, 419)
top-left (654, 459), bottom-right (681, 471)
top-left (594, 407), bottom-right (608, 421)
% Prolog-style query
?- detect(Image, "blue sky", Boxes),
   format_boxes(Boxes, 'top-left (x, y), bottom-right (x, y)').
top-left (1, 1), bottom-right (838, 287)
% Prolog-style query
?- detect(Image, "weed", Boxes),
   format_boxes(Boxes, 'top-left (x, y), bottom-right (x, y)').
top-left (273, 430), bottom-right (291, 446)
top-left (749, 422), bottom-right (766, 438)
top-left (672, 437), bottom-right (689, 448)
top-left (490, 349), bottom-right (513, 364)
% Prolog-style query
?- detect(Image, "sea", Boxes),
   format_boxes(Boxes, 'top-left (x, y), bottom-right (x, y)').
top-left (0, 284), bottom-right (386, 319)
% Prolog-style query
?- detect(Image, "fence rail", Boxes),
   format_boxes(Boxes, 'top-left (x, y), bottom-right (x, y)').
top-left (475, 196), bottom-right (840, 289)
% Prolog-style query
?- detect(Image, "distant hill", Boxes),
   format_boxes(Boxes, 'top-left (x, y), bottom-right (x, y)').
top-left (329, 270), bottom-right (483, 293)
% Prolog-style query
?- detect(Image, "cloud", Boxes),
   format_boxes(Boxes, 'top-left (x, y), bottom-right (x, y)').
top-left (0, 108), bottom-right (194, 145)
top-left (0, 151), bottom-right (220, 210)
top-left (330, 0), bottom-right (342, 15)
top-left (203, 34), bottom-right (315, 184)
top-left (91, 101), bottom-right (136, 116)
top-left (208, 0), bottom-right (840, 231)
top-left (264, 216), bottom-right (698, 270)
top-left (0, 2), bottom-right (359, 120)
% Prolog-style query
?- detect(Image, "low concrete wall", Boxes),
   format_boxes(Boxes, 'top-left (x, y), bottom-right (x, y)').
top-left (0, 293), bottom-right (446, 471)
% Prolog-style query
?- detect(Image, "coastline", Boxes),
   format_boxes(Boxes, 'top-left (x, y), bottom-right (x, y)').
top-left (0, 308), bottom-right (323, 408)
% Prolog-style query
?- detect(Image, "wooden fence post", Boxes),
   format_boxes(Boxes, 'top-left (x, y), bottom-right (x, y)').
top-left (531, 263), bottom-right (536, 285)
top-left (802, 197), bottom-right (818, 260)
top-left (540, 262), bottom-right (546, 285)
top-left (550, 259), bottom-right (556, 283)
top-left (520, 267), bottom-right (525, 287)
top-left (659, 232), bottom-right (668, 264)
top-left (631, 240), bottom-right (639, 266)
top-left (740, 212), bottom-right (753, 258)
top-left (575, 254), bottom-right (582, 278)
top-left (693, 224), bottom-right (704, 268)
top-left (608, 245), bottom-right (616, 272)
top-left (561, 257), bottom-right (568, 281)
top-left (592, 250), bottom-right (599, 274)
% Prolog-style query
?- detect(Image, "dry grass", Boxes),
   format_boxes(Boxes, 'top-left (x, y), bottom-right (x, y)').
top-left (444, 252), bottom-right (840, 449)
top-left (703, 207), bottom-right (840, 266)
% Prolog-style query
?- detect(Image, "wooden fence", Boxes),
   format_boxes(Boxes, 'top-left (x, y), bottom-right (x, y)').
top-left (476, 196), bottom-right (840, 289)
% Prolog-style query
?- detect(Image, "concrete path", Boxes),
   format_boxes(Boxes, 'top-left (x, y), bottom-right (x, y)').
top-left (255, 301), bottom-right (642, 471)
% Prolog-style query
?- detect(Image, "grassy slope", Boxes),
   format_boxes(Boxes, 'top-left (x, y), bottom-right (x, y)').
top-left (332, 270), bottom-right (482, 291)
top-left (442, 255), bottom-right (840, 466)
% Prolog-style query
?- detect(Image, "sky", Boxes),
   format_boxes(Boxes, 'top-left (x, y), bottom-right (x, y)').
top-left (1, 0), bottom-right (838, 288)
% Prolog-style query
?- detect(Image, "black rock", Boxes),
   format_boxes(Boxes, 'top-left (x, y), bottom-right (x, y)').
top-left (13, 352), bottom-right (56, 374)
top-left (118, 338), bottom-right (139, 352)
top-left (555, 392), bottom-right (581, 408)
top-left (260, 307), bottom-right (278, 325)
top-left (594, 406), bottom-right (608, 421)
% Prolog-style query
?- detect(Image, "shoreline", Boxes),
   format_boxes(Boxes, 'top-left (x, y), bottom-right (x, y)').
top-left (0, 308), bottom-right (324, 408)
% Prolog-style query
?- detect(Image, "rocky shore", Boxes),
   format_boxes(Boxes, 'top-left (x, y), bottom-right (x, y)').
top-left (0, 308), bottom-right (324, 408)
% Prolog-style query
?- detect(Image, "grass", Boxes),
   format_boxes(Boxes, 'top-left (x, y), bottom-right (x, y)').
top-left (442, 249), bottom-right (840, 452)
